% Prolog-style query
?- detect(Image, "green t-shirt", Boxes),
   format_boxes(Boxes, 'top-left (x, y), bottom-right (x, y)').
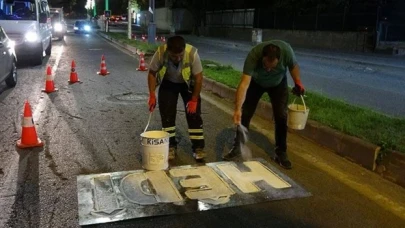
top-left (243, 40), bottom-right (297, 88)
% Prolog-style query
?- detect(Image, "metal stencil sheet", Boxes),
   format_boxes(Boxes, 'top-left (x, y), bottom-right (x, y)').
top-left (77, 158), bottom-right (311, 226)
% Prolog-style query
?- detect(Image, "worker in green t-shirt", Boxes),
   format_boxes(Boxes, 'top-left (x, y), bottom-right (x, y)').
top-left (223, 40), bottom-right (305, 169)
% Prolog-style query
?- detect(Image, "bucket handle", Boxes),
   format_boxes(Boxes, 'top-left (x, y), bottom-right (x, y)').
top-left (144, 111), bottom-right (153, 133)
top-left (292, 95), bottom-right (307, 112)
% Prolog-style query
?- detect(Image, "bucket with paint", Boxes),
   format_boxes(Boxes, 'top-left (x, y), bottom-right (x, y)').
top-left (141, 112), bottom-right (170, 171)
top-left (140, 130), bottom-right (170, 170)
top-left (287, 95), bottom-right (309, 130)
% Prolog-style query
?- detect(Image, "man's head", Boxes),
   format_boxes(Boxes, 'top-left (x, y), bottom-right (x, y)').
top-left (262, 44), bottom-right (281, 72)
top-left (167, 35), bottom-right (186, 64)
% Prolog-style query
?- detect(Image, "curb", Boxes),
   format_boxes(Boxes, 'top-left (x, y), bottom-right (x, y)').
top-left (203, 77), bottom-right (405, 189)
top-left (100, 32), bottom-right (405, 189)
top-left (97, 32), bottom-right (154, 57)
top-left (186, 36), bottom-right (405, 70)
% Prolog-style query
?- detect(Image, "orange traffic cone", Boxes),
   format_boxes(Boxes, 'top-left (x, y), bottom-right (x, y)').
top-left (42, 65), bottom-right (58, 93)
top-left (97, 55), bottom-right (110, 76)
top-left (16, 101), bottom-right (44, 149)
top-left (136, 53), bottom-right (148, 71)
top-left (68, 60), bottom-right (80, 84)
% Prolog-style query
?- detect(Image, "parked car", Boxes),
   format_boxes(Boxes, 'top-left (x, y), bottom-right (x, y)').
top-left (50, 7), bottom-right (67, 40)
top-left (0, 0), bottom-right (53, 66)
top-left (0, 26), bottom-right (17, 88)
top-left (74, 20), bottom-right (92, 34)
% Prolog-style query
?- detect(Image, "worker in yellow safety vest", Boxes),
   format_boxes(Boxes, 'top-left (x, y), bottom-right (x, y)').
top-left (147, 35), bottom-right (206, 161)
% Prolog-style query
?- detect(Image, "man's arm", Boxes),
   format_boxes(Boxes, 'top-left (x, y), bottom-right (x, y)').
top-left (190, 52), bottom-right (204, 99)
top-left (148, 70), bottom-right (157, 94)
top-left (147, 50), bottom-right (161, 94)
top-left (235, 74), bottom-right (252, 112)
top-left (285, 43), bottom-right (304, 93)
top-left (233, 74), bottom-right (251, 125)
top-left (289, 64), bottom-right (301, 83)
top-left (191, 72), bottom-right (203, 99)
top-left (289, 63), bottom-right (305, 95)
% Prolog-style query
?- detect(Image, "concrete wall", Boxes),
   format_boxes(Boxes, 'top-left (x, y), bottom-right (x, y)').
top-left (200, 27), bottom-right (372, 52)
top-left (172, 8), bottom-right (193, 33)
top-left (139, 7), bottom-right (193, 33)
top-left (138, 8), bottom-right (172, 31)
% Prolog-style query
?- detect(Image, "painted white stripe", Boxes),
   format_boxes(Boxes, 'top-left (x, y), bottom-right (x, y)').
top-left (46, 73), bottom-right (53, 81)
top-left (22, 117), bottom-right (34, 127)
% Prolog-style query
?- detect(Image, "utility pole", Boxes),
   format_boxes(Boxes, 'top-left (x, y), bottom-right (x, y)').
top-left (105, 0), bottom-right (110, 32)
top-left (147, 0), bottom-right (156, 44)
top-left (93, 1), bottom-right (96, 17)
top-left (128, 1), bottom-right (132, 39)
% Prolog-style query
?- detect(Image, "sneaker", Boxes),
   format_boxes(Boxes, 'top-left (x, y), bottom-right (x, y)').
top-left (193, 148), bottom-right (206, 160)
top-left (168, 147), bottom-right (176, 160)
top-left (274, 154), bottom-right (292, 169)
top-left (222, 146), bottom-right (240, 161)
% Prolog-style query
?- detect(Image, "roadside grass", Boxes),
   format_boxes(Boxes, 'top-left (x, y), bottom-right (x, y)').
top-left (102, 32), bottom-right (160, 54)
top-left (202, 59), bottom-right (405, 154)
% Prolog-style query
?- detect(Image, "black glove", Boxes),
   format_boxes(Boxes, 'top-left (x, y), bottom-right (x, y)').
top-left (292, 83), bottom-right (305, 96)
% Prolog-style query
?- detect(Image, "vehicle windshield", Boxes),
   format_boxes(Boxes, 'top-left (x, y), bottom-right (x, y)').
top-left (0, 0), bottom-right (37, 21)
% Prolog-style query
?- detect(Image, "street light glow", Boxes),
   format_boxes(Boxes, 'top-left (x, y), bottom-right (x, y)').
top-left (85, 0), bottom-right (94, 10)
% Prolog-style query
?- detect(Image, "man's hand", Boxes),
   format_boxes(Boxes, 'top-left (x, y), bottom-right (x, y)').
top-left (292, 79), bottom-right (305, 96)
top-left (233, 109), bottom-right (242, 125)
top-left (148, 93), bottom-right (156, 112)
top-left (186, 96), bottom-right (198, 114)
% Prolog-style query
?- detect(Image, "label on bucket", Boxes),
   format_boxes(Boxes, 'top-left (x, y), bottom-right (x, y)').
top-left (146, 138), bottom-right (169, 146)
top-left (149, 153), bottom-right (165, 165)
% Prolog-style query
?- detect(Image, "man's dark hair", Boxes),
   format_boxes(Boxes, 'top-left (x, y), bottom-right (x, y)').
top-left (262, 44), bottom-right (281, 60)
top-left (167, 36), bottom-right (186, 54)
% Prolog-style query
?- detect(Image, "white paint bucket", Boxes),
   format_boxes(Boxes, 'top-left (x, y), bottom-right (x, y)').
top-left (287, 95), bottom-right (309, 130)
top-left (140, 130), bottom-right (170, 171)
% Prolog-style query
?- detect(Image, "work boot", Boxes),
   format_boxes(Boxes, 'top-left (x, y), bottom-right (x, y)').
top-left (168, 147), bottom-right (176, 160)
top-left (274, 152), bottom-right (292, 169)
top-left (193, 148), bottom-right (206, 160)
top-left (222, 145), bottom-right (241, 161)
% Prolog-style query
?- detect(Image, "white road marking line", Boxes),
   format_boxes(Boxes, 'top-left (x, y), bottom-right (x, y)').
top-left (33, 46), bottom-right (64, 122)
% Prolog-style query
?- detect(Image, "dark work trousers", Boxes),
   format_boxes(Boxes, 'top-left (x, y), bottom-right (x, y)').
top-left (237, 77), bottom-right (289, 155)
top-left (158, 79), bottom-right (205, 151)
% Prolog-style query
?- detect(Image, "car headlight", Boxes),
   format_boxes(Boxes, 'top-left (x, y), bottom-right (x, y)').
top-left (74, 26), bottom-right (78, 30)
top-left (54, 23), bottom-right (63, 32)
top-left (25, 32), bottom-right (39, 42)
top-left (84, 25), bottom-right (91, 31)
top-left (7, 40), bottom-right (15, 49)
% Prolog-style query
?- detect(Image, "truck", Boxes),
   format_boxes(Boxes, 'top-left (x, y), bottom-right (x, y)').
top-left (50, 7), bottom-right (66, 41)
top-left (0, 0), bottom-right (53, 65)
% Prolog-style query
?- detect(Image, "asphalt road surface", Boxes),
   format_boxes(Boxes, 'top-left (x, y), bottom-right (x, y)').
top-left (0, 29), bottom-right (405, 228)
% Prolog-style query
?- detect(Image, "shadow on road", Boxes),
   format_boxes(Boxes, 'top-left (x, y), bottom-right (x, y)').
top-left (215, 127), bottom-right (276, 161)
top-left (6, 148), bottom-right (41, 228)
top-left (0, 84), bottom-right (13, 96)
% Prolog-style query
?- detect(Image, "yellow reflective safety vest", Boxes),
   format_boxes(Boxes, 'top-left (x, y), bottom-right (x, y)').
top-left (156, 44), bottom-right (198, 86)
